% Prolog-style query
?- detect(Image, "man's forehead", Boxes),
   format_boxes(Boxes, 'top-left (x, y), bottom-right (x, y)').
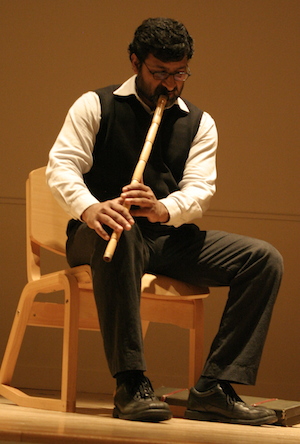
top-left (145, 54), bottom-right (188, 70)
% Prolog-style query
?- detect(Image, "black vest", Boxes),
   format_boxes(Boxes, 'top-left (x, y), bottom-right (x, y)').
top-left (83, 85), bottom-right (203, 201)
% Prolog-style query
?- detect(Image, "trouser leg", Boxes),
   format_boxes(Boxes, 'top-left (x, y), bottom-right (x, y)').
top-left (201, 234), bottom-right (283, 384)
top-left (66, 221), bottom-right (149, 377)
top-left (147, 226), bottom-right (283, 385)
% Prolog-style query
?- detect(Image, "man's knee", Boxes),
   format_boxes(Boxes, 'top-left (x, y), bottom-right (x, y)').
top-left (253, 239), bottom-right (284, 277)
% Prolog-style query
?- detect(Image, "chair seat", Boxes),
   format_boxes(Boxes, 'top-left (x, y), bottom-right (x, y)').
top-left (26, 266), bottom-right (209, 331)
top-left (141, 273), bottom-right (209, 300)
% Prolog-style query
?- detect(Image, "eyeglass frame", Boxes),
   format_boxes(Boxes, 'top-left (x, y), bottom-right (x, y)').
top-left (143, 61), bottom-right (191, 82)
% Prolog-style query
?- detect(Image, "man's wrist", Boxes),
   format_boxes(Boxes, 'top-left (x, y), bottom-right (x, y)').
top-left (158, 202), bottom-right (170, 223)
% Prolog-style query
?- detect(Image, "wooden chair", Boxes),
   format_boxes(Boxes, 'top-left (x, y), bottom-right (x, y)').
top-left (0, 167), bottom-right (209, 412)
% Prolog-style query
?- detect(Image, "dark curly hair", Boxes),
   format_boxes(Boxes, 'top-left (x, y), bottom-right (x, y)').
top-left (128, 18), bottom-right (194, 63)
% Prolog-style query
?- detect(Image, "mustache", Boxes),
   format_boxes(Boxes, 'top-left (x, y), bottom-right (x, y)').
top-left (151, 86), bottom-right (177, 105)
top-left (155, 86), bottom-right (169, 97)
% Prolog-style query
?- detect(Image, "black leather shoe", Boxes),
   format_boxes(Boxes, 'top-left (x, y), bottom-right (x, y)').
top-left (185, 382), bottom-right (277, 425)
top-left (113, 375), bottom-right (172, 422)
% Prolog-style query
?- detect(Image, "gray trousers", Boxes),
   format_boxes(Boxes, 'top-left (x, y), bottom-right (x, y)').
top-left (66, 219), bottom-right (283, 386)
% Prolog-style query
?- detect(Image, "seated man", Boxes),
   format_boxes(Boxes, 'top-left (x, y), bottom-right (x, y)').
top-left (46, 17), bottom-right (283, 424)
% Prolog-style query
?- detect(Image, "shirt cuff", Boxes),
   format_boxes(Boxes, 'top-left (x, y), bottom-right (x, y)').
top-left (159, 197), bottom-right (183, 227)
top-left (67, 194), bottom-right (100, 220)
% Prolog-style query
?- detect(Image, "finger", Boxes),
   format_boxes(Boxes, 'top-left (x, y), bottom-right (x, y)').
top-left (99, 206), bottom-right (136, 233)
top-left (122, 182), bottom-right (148, 193)
top-left (129, 207), bottom-right (148, 217)
top-left (126, 198), bottom-right (152, 208)
top-left (98, 214), bottom-right (131, 233)
top-left (121, 190), bottom-right (153, 203)
top-left (93, 216), bottom-right (130, 241)
top-left (106, 205), bottom-right (135, 227)
top-left (93, 221), bottom-right (110, 241)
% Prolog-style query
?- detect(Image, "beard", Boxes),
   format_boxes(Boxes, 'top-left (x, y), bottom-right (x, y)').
top-left (135, 75), bottom-right (183, 109)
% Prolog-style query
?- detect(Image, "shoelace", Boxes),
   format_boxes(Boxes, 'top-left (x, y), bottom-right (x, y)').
top-left (220, 381), bottom-right (245, 405)
top-left (131, 377), bottom-right (155, 400)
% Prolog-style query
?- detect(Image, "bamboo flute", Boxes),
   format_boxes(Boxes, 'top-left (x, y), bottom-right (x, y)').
top-left (103, 95), bottom-right (167, 262)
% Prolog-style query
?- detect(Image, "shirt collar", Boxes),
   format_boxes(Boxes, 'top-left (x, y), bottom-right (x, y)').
top-left (113, 75), bottom-right (189, 114)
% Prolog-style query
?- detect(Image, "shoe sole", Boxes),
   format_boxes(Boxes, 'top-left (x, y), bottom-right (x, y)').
top-left (113, 407), bottom-right (172, 422)
top-left (184, 409), bottom-right (278, 426)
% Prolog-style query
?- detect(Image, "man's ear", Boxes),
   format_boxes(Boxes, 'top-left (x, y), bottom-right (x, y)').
top-left (130, 54), bottom-right (141, 74)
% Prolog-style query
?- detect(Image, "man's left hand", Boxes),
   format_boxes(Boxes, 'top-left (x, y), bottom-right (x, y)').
top-left (121, 182), bottom-right (169, 223)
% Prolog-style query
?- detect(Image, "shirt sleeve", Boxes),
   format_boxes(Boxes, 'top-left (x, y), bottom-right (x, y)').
top-left (46, 91), bottom-right (101, 220)
top-left (159, 111), bottom-right (218, 227)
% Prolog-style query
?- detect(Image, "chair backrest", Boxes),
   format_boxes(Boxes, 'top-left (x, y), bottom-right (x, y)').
top-left (26, 166), bottom-right (70, 281)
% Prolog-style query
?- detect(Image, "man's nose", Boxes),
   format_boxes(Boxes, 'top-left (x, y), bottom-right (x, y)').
top-left (162, 74), bottom-right (176, 90)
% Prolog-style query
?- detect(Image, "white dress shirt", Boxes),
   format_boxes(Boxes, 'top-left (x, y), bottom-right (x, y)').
top-left (46, 75), bottom-right (218, 227)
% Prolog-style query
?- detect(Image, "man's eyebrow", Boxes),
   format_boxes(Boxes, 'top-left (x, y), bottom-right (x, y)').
top-left (152, 64), bottom-right (187, 71)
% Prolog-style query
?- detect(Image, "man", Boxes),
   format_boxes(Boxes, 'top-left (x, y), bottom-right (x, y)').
top-left (47, 18), bottom-right (283, 424)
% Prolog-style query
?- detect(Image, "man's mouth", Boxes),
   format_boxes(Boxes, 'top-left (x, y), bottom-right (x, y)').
top-left (154, 87), bottom-right (177, 104)
top-left (167, 90), bottom-right (176, 98)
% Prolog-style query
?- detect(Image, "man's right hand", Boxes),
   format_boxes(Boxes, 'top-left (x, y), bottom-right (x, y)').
top-left (81, 198), bottom-right (135, 241)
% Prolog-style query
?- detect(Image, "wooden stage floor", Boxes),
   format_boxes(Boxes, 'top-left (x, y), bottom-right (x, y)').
top-left (0, 390), bottom-right (300, 444)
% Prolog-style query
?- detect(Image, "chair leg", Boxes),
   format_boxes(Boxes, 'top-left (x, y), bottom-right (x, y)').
top-left (0, 280), bottom-right (42, 387)
top-left (0, 273), bottom-right (80, 412)
top-left (188, 299), bottom-right (205, 388)
top-left (142, 320), bottom-right (150, 338)
top-left (61, 274), bottom-right (80, 412)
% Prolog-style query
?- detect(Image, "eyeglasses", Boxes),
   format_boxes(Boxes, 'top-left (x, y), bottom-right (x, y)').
top-left (144, 62), bottom-right (191, 82)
